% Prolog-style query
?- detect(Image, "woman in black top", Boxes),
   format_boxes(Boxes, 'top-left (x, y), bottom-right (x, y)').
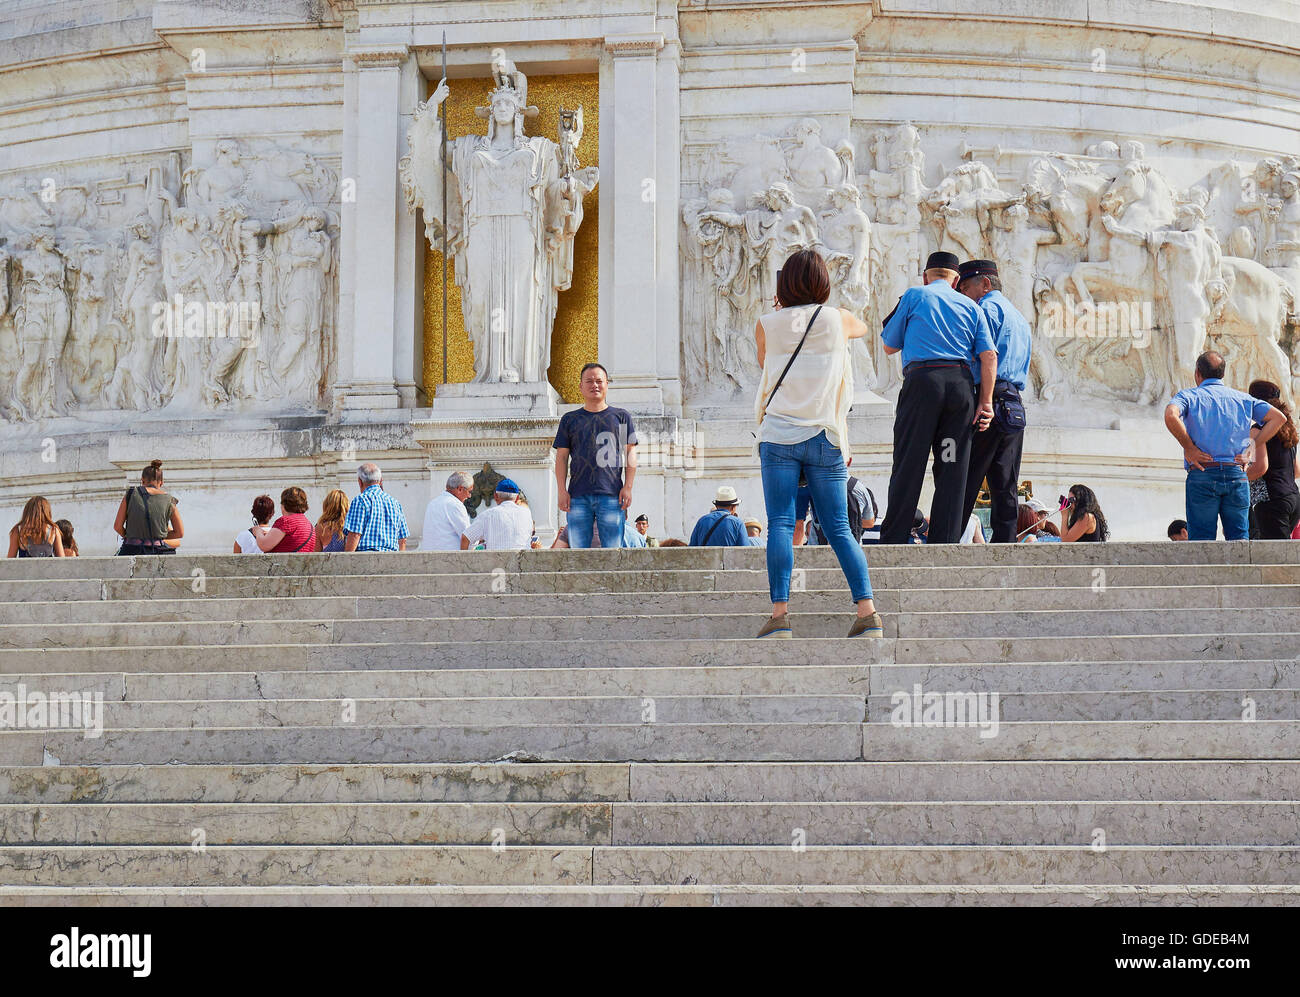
top-left (1248, 381), bottom-right (1300, 540)
top-left (1060, 483), bottom-right (1109, 542)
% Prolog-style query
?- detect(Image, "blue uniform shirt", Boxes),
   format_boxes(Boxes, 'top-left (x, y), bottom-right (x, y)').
top-left (881, 281), bottom-right (996, 369)
top-left (1170, 379), bottom-right (1273, 470)
top-left (971, 289), bottom-right (1032, 389)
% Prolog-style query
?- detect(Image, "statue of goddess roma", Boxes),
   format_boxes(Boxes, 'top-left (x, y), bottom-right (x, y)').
top-left (401, 54), bottom-right (598, 386)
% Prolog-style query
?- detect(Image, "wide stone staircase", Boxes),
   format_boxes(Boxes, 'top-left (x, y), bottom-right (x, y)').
top-left (0, 543), bottom-right (1297, 906)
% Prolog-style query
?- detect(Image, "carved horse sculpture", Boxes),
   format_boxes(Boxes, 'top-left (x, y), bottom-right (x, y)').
top-left (1045, 161), bottom-right (1180, 402)
top-left (1209, 257), bottom-right (1295, 402)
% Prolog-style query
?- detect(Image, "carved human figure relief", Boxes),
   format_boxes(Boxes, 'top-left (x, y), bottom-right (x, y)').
top-left (12, 229), bottom-right (70, 420)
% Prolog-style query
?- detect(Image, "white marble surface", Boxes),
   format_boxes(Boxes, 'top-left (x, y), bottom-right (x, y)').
top-left (0, 1), bottom-right (1298, 546)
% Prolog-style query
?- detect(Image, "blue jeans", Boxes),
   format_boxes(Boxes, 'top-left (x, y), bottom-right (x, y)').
top-left (568, 492), bottom-right (625, 548)
top-left (759, 431), bottom-right (873, 604)
top-left (1186, 466), bottom-right (1249, 540)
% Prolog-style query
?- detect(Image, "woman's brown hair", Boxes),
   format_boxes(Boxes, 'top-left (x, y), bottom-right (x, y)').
top-left (15, 497), bottom-right (55, 546)
top-left (1015, 503), bottom-right (1038, 538)
top-left (55, 519), bottom-right (77, 556)
top-left (1248, 381), bottom-right (1299, 450)
top-left (280, 487), bottom-right (309, 515)
top-left (251, 495), bottom-right (275, 525)
top-left (776, 249), bottom-right (831, 308)
top-left (141, 459), bottom-right (164, 486)
top-left (316, 489), bottom-right (349, 541)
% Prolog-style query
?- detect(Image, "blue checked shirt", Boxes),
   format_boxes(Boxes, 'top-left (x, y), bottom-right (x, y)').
top-left (343, 484), bottom-right (409, 551)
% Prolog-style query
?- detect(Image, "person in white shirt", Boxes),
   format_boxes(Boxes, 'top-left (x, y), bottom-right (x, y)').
top-left (422, 472), bottom-right (473, 551)
top-left (461, 478), bottom-right (534, 550)
top-left (960, 513), bottom-right (987, 544)
top-left (234, 495), bottom-right (275, 554)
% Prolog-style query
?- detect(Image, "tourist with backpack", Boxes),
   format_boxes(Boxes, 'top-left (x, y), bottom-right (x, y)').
top-left (806, 459), bottom-right (877, 545)
top-left (112, 460), bottom-right (183, 555)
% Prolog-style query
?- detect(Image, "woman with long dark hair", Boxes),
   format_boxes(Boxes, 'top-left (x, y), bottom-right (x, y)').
top-left (1060, 483), bottom-right (1109, 542)
top-left (7, 497), bottom-right (65, 557)
top-left (754, 249), bottom-right (881, 638)
top-left (1247, 380), bottom-right (1300, 539)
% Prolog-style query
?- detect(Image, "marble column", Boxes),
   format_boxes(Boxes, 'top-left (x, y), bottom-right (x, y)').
top-left (602, 33), bottom-right (668, 415)
top-left (339, 46), bottom-right (409, 412)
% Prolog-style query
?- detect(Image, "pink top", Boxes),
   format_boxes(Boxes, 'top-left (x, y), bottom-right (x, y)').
top-left (270, 514), bottom-right (316, 553)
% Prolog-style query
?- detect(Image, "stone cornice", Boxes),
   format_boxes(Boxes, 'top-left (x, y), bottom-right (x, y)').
top-left (349, 46), bottom-right (410, 68)
top-left (604, 33), bottom-right (666, 56)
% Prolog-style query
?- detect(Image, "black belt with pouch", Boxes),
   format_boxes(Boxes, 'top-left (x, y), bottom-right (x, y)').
top-left (991, 378), bottom-right (1026, 433)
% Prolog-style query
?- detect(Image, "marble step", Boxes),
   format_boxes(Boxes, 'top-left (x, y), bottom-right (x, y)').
top-left (0, 762), bottom-right (630, 804)
top-left (871, 659), bottom-right (1300, 693)
top-left (5, 689), bottom-right (1292, 729)
top-left (2, 658), bottom-right (1292, 703)
top-left (3, 583), bottom-right (1297, 625)
top-left (588, 845), bottom-right (1300, 887)
top-left (5, 562), bottom-right (1296, 602)
top-left (895, 633), bottom-right (1300, 663)
top-left (4, 800), bottom-right (1298, 847)
top-left (864, 689), bottom-right (1300, 722)
top-left (894, 607), bottom-right (1297, 638)
top-left (0, 665), bottom-right (869, 701)
top-left (4, 883), bottom-right (1297, 906)
top-left (0, 722), bottom-right (867, 766)
top-left (9, 720), bottom-right (1299, 766)
top-left (3, 635), bottom-right (1294, 674)
top-left (628, 760), bottom-right (1300, 802)
top-left (860, 720), bottom-right (1300, 760)
top-left (0, 540), bottom-right (1289, 582)
top-left (11, 758), bottom-right (1299, 805)
top-left (0, 542), bottom-right (1289, 583)
top-left (0, 638), bottom-right (898, 673)
top-left (2, 607), bottom-right (1298, 648)
top-left (10, 694), bottom-right (867, 728)
top-left (3, 844), bottom-right (1297, 887)
top-left (7, 759), bottom-right (1296, 805)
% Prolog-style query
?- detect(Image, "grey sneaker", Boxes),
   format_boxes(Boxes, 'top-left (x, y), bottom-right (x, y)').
top-left (848, 612), bottom-right (883, 638)
top-left (757, 613), bottom-right (792, 639)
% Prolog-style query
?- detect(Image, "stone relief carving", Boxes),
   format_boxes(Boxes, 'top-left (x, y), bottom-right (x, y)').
top-left (682, 117), bottom-right (872, 399)
top-left (0, 139), bottom-right (339, 422)
top-left (401, 54), bottom-right (598, 389)
top-left (682, 124), bottom-right (1299, 409)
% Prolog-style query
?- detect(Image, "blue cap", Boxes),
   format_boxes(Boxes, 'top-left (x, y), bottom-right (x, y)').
top-left (495, 478), bottom-right (521, 494)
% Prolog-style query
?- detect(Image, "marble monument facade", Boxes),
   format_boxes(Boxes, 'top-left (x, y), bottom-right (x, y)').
top-left (0, 1), bottom-right (1297, 550)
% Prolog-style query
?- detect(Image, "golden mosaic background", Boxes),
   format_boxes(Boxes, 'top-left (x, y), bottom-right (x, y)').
top-left (421, 72), bottom-right (599, 403)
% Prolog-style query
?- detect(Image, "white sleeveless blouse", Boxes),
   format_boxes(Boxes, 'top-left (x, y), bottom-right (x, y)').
top-left (754, 304), bottom-right (854, 459)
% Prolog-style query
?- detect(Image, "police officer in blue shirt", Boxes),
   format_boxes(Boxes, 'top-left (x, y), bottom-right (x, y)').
top-left (955, 259), bottom-right (1033, 542)
top-left (879, 251), bottom-right (997, 544)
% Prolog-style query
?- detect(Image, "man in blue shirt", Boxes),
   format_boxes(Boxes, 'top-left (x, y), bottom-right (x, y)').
top-left (878, 251), bottom-right (998, 543)
top-left (553, 362), bottom-right (638, 548)
top-left (343, 463), bottom-right (409, 551)
top-left (1165, 351), bottom-right (1285, 540)
top-left (688, 486), bottom-right (749, 546)
top-left (955, 260), bottom-right (1033, 542)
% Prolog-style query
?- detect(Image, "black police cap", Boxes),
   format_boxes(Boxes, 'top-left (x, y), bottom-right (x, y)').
top-left (957, 259), bottom-right (999, 281)
top-left (924, 251), bottom-right (960, 272)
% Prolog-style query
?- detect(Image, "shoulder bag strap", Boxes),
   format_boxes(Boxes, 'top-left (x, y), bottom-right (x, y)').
top-left (292, 524), bottom-right (316, 553)
top-left (763, 305), bottom-right (824, 414)
top-left (135, 486), bottom-right (158, 539)
top-left (701, 512), bottom-right (729, 545)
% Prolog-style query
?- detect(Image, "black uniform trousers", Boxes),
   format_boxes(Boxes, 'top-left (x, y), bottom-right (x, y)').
top-left (961, 422), bottom-right (1025, 542)
top-left (880, 363), bottom-right (976, 544)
